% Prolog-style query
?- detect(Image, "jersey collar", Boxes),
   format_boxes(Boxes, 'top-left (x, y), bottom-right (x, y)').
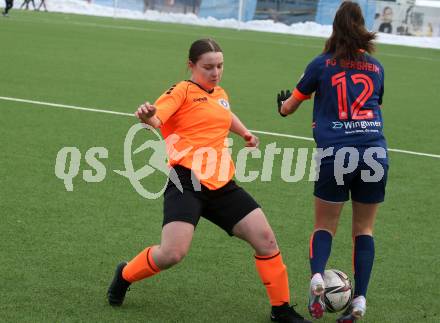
top-left (187, 80), bottom-right (215, 94)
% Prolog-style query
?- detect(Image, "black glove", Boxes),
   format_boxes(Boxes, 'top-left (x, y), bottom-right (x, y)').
top-left (277, 90), bottom-right (291, 117)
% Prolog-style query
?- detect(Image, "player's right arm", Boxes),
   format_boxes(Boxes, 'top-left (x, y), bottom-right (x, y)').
top-left (135, 82), bottom-right (187, 128)
top-left (135, 102), bottom-right (162, 128)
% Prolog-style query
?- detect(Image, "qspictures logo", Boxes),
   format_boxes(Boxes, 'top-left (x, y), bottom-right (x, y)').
top-left (55, 124), bottom-right (183, 199)
top-left (54, 124), bottom-right (387, 199)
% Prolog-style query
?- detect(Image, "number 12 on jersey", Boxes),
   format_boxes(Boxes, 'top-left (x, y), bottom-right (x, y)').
top-left (331, 71), bottom-right (374, 121)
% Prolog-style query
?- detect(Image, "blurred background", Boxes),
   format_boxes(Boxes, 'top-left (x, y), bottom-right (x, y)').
top-left (84, 0), bottom-right (440, 36)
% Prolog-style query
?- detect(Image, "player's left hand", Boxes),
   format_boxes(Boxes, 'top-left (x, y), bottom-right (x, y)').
top-left (243, 132), bottom-right (259, 148)
top-left (277, 89), bottom-right (291, 117)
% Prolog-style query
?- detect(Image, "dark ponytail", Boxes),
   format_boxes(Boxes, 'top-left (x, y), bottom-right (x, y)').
top-left (324, 1), bottom-right (376, 61)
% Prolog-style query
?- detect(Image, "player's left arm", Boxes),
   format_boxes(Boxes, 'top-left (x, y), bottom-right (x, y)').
top-left (230, 113), bottom-right (259, 148)
top-left (278, 58), bottom-right (319, 117)
top-left (277, 90), bottom-right (303, 116)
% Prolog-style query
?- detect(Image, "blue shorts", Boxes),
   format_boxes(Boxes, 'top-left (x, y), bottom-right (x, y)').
top-left (314, 161), bottom-right (388, 204)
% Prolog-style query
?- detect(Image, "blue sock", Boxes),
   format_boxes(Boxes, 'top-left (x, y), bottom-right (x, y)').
top-left (309, 230), bottom-right (333, 275)
top-left (354, 235), bottom-right (375, 297)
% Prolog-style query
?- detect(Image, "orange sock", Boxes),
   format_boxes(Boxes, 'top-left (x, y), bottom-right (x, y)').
top-left (122, 246), bottom-right (161, 283)
top-left (255, 251), bottom-right (290, 306)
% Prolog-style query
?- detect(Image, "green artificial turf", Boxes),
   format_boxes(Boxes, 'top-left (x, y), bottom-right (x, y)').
top-left (1, 10), bottom-right (439, 322)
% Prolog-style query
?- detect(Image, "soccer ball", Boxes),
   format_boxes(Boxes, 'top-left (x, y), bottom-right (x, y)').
top-left (322, 269), bottom-right (353, 313)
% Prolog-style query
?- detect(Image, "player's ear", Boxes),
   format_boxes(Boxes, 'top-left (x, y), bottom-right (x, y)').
top-left (188, 60), bottom-right (194, 69)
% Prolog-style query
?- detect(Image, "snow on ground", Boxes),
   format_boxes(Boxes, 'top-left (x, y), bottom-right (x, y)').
top-left (16, 0), bottom-right (440, 49)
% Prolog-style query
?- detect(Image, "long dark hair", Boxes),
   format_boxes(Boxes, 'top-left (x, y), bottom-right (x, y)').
top-left (188, 39), bottom-right (222, 64)
top-left (324, 1), bottom-right (376, 60)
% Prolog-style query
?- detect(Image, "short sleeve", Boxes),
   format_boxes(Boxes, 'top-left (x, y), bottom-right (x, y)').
top-left (155, 82), bottom-right (187, 125)
top-left (294, 58), bottom-right (320, 101)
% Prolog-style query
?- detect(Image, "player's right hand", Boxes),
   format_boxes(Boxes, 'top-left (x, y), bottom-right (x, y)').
top-left (243, 132), bottom-right (259, 148)
top-left (135, 102), bottom-right (156, 122)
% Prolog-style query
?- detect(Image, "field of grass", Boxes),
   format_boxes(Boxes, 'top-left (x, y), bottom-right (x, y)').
top-left (1, 10), bottom-right (439, 323)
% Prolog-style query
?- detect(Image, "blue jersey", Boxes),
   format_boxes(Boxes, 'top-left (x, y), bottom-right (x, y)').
top-left (294, 52), bottom-right (387, 159)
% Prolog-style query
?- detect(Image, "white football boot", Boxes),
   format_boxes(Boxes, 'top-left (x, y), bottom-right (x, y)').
top-left (308, 273), bottom-right (326, 319)
top-left (336, 295), bottom-right (366, 322)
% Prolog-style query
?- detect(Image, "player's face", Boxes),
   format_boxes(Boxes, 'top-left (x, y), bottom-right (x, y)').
top-left (189, 52), bottom-right (224, 90)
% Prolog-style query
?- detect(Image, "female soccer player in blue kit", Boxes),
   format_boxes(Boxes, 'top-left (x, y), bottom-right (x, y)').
top-left (277, 2), bottom-right (388, 322)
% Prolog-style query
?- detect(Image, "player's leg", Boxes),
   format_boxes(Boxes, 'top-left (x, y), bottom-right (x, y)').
top-left (153, 221), bottom-right (196, 269)
top-left (336, 202), bottom-right (378, 323)
top-left (232, 208), bottom-right (278, 255)
top-left (351, 202), bottom-right (378, 317)
top-left (205, 183), bottom-right (289, 307)
top-left (308, 198), bottom-right (344, 319)
top-left (127, 220), bottom-right (195, 275)
top-left (311, 160), bottom-right (350, 277)
top-left (309, 158), bottom-right (350, 319)
top-left (203, 181), bottom-right (309, 322)
top-left (311, 198), bottom-right (344, 275)
top-left (107, 167), bottom-right (202, 306)
top-left (337, 162), bottom-right (387, 322)
top-left (107, 221), bottom-right (195, 306)
top-left (4, 0), bottom-right (13, 14)
top-left (232, 208), bottom-right (311, 323)
top-left (39, 0), bottom-right (46, 11)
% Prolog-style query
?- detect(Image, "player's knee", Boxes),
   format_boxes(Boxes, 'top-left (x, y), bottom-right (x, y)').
top-left (263, 229), bottom-right (277, 247)
top-left (256, 229), bottom-right (278, 254)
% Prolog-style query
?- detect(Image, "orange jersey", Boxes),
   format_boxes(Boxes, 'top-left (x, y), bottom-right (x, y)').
top-left (155, 80), bottom-right (235, 190)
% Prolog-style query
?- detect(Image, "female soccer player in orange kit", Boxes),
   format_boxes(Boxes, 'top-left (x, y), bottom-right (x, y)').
top-left (277, 2), bottom-right (388, 322)
top-left (107, 38), bottom-right (310, 323)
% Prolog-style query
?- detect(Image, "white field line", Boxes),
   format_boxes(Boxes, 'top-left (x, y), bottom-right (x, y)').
top-left (1, 95), bottom-right (439, 159)
top-left (0, 96), bottom-right (132, 117)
